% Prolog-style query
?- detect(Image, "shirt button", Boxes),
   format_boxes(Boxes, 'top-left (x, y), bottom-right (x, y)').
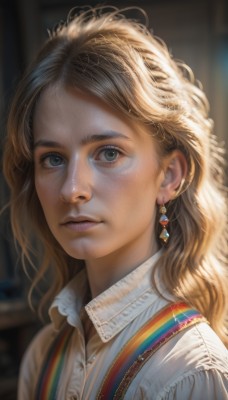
top-left (87, 356), bottom-right (96, 365)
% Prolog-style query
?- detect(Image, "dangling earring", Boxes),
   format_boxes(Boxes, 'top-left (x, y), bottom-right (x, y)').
top-left (159, 203), bottom-right (169, 244)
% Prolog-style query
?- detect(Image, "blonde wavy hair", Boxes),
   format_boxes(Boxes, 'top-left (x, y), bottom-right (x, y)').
top-left (3, 7), bottom-right (227, 344)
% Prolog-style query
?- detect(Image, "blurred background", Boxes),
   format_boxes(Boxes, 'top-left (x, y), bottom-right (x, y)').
top-left (0, 0), bottom-right (227, 398)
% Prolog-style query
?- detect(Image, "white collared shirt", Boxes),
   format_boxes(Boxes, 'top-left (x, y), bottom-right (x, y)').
top-left (18, 251), bottom-right (228, 399)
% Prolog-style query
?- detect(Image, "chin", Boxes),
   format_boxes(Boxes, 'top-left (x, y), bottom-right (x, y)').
top-left (60, 243), bottom-right (103, 261)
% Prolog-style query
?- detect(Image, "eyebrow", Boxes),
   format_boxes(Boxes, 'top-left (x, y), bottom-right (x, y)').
top-left (33, 131), bottom-right (130, 149)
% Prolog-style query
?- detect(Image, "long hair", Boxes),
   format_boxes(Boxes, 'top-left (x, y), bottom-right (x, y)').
top-left (3, 7), bottom-right (227, 344)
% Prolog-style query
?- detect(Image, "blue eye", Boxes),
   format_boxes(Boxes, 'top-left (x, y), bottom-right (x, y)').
top-left (49, 155), bottom-right (63, 166)
top-left (97, 147), bottom-right (120, 163)
top-left (41, 153), bottom-right (64, 168)
top-left (103, 149), bottom-right (119, 161)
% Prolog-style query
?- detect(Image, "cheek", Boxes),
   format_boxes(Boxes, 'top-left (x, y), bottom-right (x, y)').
top-left (100, 165), bottom-right (159, 213)
top-left (115, 162), bottom-right (160, 194)
top-left (35, 176), bottom-right (56, 209)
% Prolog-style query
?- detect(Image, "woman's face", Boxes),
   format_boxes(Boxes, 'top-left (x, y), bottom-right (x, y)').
top-left (33, 85), bottom-right (165, 268)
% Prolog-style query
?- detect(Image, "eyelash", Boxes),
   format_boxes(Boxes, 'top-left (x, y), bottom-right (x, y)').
top-left (39, 152), bottom-right (64, 168)
top-left (38, 146), bottom-right (123, 168)
top-left (95, 146), bottom-right (123, 163)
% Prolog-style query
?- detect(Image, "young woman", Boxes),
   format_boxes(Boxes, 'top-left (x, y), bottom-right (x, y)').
top-left (3, 6), bottom-right (228, 400)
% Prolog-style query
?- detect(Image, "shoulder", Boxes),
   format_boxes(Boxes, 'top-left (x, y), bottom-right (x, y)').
top-left (21, 323), bottom-right (55, 370)
top-left (131, 322), bottom-right (228, 400)
top-left (165, 322), bottom-right (228, 370)
top-left (18, 323), bottom-right (55, 400)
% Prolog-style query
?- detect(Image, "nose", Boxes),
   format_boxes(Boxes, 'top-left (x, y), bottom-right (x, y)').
top-left (60, 157), bottom-right (92, 204)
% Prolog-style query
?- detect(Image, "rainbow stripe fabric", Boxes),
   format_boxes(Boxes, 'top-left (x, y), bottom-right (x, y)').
top-left (35, 302), bottom-right (206, 400)
top-left (97, 302), bottom-right (206, 399)
top-left (35, 324), bottom-right (73, 400)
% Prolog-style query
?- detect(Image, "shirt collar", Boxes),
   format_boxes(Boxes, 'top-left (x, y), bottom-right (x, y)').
top-left (49, 249), bottom-right (168, 341)
top-left (49, 269), bottom-right (90, 331)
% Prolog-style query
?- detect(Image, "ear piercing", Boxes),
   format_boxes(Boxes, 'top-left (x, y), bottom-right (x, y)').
top-left (159, 204), bottom-right (169, 244)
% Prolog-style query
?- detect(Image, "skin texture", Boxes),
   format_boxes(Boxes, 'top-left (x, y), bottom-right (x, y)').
top-left (33, 85), bottom-right (186, 297)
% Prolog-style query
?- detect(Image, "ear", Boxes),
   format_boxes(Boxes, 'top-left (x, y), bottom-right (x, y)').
top-left (157, 150), bottom-right (188, 205)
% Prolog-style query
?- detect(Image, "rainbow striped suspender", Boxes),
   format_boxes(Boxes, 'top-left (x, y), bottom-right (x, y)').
top-left (34, 324), bottom-right (73, 400)
top-left (35, 302), bottom-right (207, 400)
top-left (97, 302), bottom-right (207, 399)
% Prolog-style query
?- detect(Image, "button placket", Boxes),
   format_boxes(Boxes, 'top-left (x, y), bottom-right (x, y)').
top-left (86, 355), bottom-right (96, 367)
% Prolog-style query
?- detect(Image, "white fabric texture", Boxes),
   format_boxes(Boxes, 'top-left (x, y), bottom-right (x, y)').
top-left (18, 251), bottom-right (228, 399)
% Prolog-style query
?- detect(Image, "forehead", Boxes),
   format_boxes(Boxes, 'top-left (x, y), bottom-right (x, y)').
top-left (34, 84), bottom-right (134, 131)
top-left (33, 84), bottom-right (161, 155)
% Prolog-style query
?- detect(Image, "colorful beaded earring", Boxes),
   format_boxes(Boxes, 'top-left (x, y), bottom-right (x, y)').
top-left (159, 204), bottom-right (169, 244)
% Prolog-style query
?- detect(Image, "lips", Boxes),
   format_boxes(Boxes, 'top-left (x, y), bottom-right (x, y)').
top-left (60, 215), bottom-right (101, 232)
top-left (61, 215), bottom-right (100, 224)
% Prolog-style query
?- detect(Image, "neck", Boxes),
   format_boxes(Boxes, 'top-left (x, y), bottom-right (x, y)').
top-left (85, 241), bottom-right (159, 298)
